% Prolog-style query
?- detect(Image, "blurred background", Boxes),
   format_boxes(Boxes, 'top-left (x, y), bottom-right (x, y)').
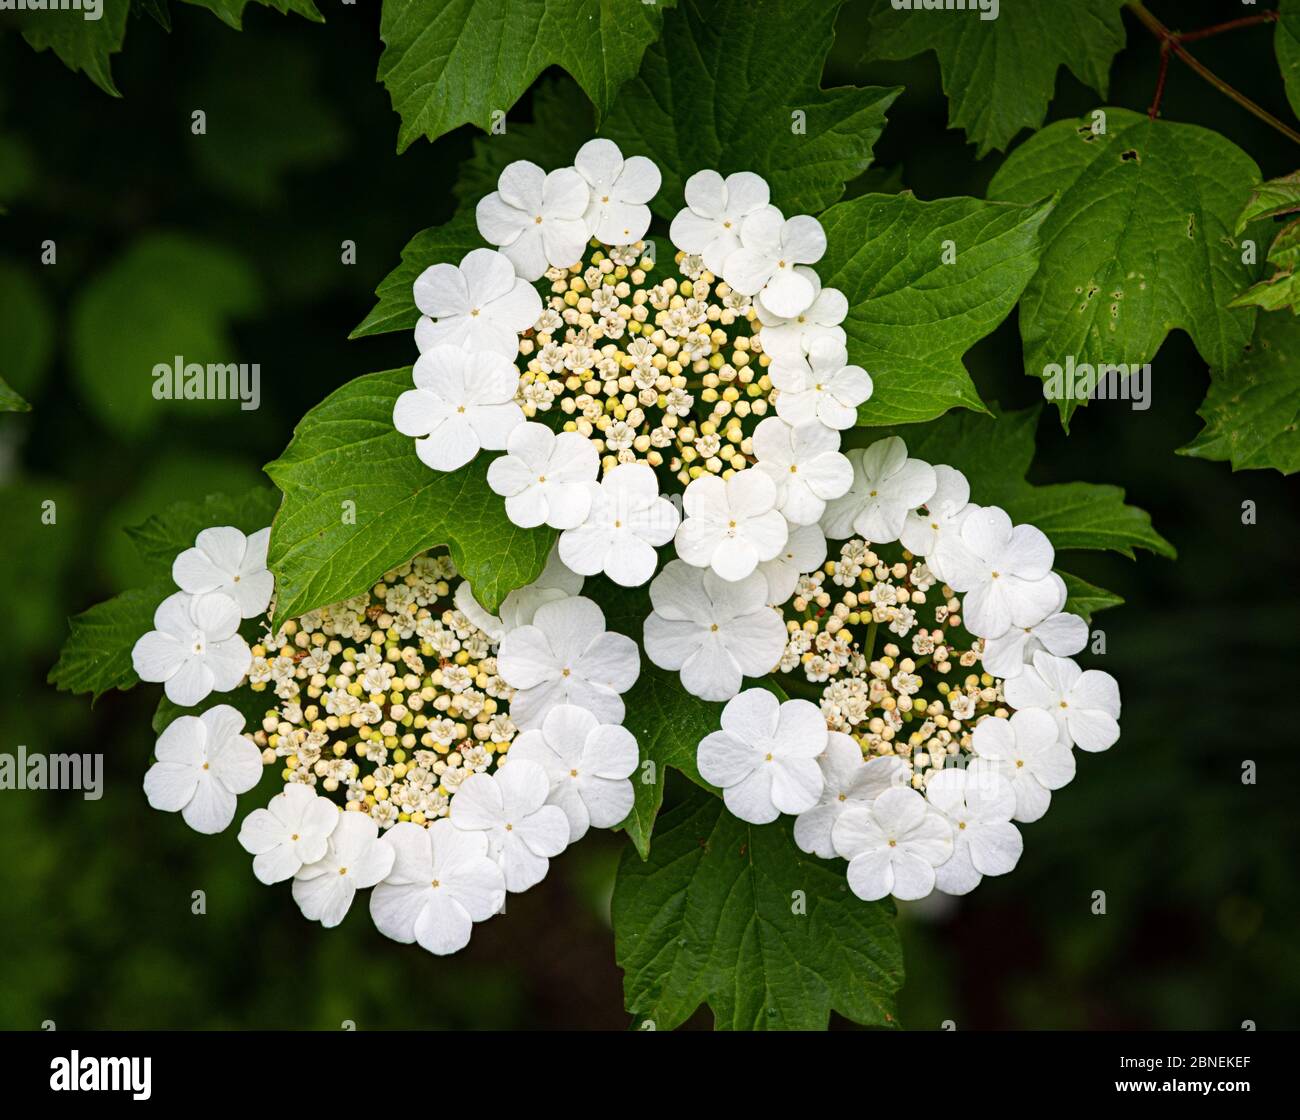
top-left (1, 0), bottom-right (1296, 1029)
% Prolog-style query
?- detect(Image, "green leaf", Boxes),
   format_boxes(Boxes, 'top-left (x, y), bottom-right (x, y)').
top-left (1234, 170), bottom-right (1300, 232)
top-left (987, 109), bottom-right (1262, 426)
top-left (17, 0), bottom-right (130, 97)
top-left (152, 683), bottom-right (277, 737)
top-left (1229, 172), bottom-right (1300, 315)
top-left (377, 0), bottom-right (676, 152)
top-left (613, 787), bottom-right (903, 1030)
top-left (0, 256), bottom-right (56, 406)
top-left (817, 192), bottom-right (1050, 426)
top-left (124, 487), bottom-right (282, 578)
top-left (602, 0), bottom-right (898, 218)
top-left (264, 367), bottom-right (555, 625)
top-left (1059, 571), bottom-right (1123, 622)
top-left (863, 0), bottom-right (1127, 157)
top-left (48, 580), bottom-right (171, 701)
top-left (1278, 0), bottom-right (1300, 121)
top-left (1180, 313), bottom-right (1300, 475)
top-left (0, 377), bottom-right (30, 413)
top-left (179, 0), bottom-right (324, 29)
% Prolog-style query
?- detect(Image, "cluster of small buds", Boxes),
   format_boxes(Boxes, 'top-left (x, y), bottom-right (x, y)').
top-left (241, 551), bottom-right (517, 830)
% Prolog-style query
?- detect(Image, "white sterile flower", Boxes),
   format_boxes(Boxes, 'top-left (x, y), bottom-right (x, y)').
top-left (142, 705), bottom-right (262, 834)
top-left (696, 689), bottom-right (826, 824)
top-left (938, 505), bottom-right (1059, 640)
top-left (675, 470), bottom-right (788, 581)
top-left (1004, 651), bottom-right (1121, 752)
top-left (132, 591), bottom-right (252, 707)
top-left (574, 138), bottom-right (661, 246)
top-left (924, 759), bottom-right (1022, 896)
top-left (487, 421), bottom-right (599, 530)
top-left (507, 704), bottom-right (638, 843)
top-left (821, 437), bottom-right (937, 545)
top-left (496, 595), bottom-right (639, 729)
top-left (172, 526), bottom-right (273, 619)
top-left (413, 247), bottom-right (542, 358)
top-left (451, 758), bottom-right (570, 891)
top-left (455, 546), bottom-right (583, 641)
top-left (769, 338), bottom-right (873, 430)
top-left (899, 465), bottom-right (971, 581)
top-left (292, 812), bottom-right (396, 928)
top-left (759, 522), bottom-right (827, 606)
top-left (972, 708), bottom-right (1075, 823)
top-left (980, 573), bottom-right (1088, 679)
top-left (475, 160), bottom-right (591, 281)
top-left (370, 820), bottom-right (505, 956)
top-left (669, 169), bottom-right (774, 274)
top-left (752, 416), bottom-right (853, 526)
top-left (393, 344), bottom-right (523, 472)
top-left (558, 462), bottom-right (680, 586)
top-left (722, 207), bottom-right (827, 317)
top-left (793, 734), bottom-right (909, 858)
top-left (832, 786), bottom-right (953, 901)
top-left (237, 784), bottom-right (340, 884)
top-left (643, 560), bottom-right (786, 701)
top-left (754, 269), bottom-right (848, 360)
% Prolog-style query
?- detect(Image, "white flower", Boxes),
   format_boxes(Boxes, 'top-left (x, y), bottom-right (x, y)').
top-left (172, 526), bottom-right (273, 619)
top-left (793, 734), bottom-right (909, 858)
top-left (292, 812), bottom-right (395, 928)
top-left (558, 462), bottom-right (680, 587)
top-left (452, 759), bottom-right (570, 891)
top-left (980, 573), bottom-right (1087, 678)
top-left (821, 437), bottom-right (937, 544)
top-left (832, 786), bottom-right (953, 901)
top-left (508, 704), bottom-right (638, 842)
top-left (1003, 651), bottom-right (1121, 752)
top-left (487, 421), bottom-right (599, 530)
top-left (696, 689), bottom-right (826, 824)
top-left (142, 705), bottom-right (262, 834)
top-left (454, 547), bottom-right (583, 641)
top-left (752, 416), bottom-right (853, 526)
top-left (643, 560), bottom-right (786, 701)
top-left (132, 591), bottom-right (252, 707)
top-left (754, 269), bottom-right (848, 360)
top-left (675, 470), bottom-right (788, 581)
top-left (413, 247), bottom-right (541, 358)
top-left (669, 169), bottom-right (774, 274)
top-left (722, 207), bottom-right (826, 317)
top-left (574, 138), bottom-right (660, 246)
top-left (393, 344), bottom-right (523, 472)
top-left (758, 522), bottom-right (827, 606)
top-left (474, 160), bottom-right (590, 280)
top-left (770, 338), bottom-right (873, 431)
top-left (496, 595), bottom-right (639, 729)
top-left (938, 506), bottom-right (1059, 640)
top-left (898, 465), bottom-right (971, 580)
top-left (237, 784), bottom-right (340, 884)
top-left (370, 819), bottom-right (505, 956)
top-left (972, 709), bottom-right (1075, 823)
top-left (924, 760), bottom-right (1022, 895)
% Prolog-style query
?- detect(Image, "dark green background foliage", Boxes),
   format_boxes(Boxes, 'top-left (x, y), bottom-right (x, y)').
top-left (1, 0), bottom-right (1297, 1029)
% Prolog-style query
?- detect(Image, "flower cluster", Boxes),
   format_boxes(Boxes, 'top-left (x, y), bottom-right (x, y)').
top-left (131, 529), bottom-right (641, 955)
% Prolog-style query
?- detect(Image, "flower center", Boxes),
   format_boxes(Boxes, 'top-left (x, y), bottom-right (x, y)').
top-left (339, 867), bottom-right (348, 875)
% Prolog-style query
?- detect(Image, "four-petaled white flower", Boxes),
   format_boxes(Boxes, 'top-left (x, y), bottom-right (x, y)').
top-left (675, 470), bottom-right (788, 581)
top-left (237, 784), bottom-right (340, 885)
top-left (508, 705), bottom-right (638, 843)
top-left (924, 760), bottom-right (1023, 896)
top-left (143, 705), bottom-right (262, 834)
top-left (821, 437), bottom-right (937, 545)
top-left (643, 560), bottom-right (786, 701)
top-left (770, 338), bottom-right (873, 431)
top-left (172, 526), bottom-right (273, 619)
top-left (370, 820), bottom-right (505, 956)
top-left (487, 421), bottom-right (599, 530)
top-left (722, 208), bottom-right (827, 317)
top-left (393, 344), bottom-right (523, 472)
top-left (832, 786), bottom-right (953, 901)
top-left (793, 734), bottom-right (909, 859)
top-left (898, 465), bottom-right (971, 581)
top-left (1004, 651), bottom-right (1121, 752)
top-left (754, 268), bottom-right (848, 360)
top-left (292, 812), bottom-right (396, 928)
top-left (413, 247), bottom-right (541, 358)
top-left (979, 573), bottom-right (1087, 678)
top-left (454, 547), bottom-right (583, 642)
top-left (132, 591), bottom-right (252, 707)
top-left (558, 462), bottom-right (680, 587)
top-left (496, 595), bottom-right (640, 729)
top-left (574, 138), bottom-right (660, 246)
top-left (971, 708), bottom-right (1075, 823)
top-left (669, 169), bottom-right (775, 274)
top-left (758, 522), bottom-right (827, 606)
top-left (475, 160), bottom-right (591, 281)
top-left (697, 689), bottom-right (826, 824)
top-left (752, 416), bottom-right (853, 526)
